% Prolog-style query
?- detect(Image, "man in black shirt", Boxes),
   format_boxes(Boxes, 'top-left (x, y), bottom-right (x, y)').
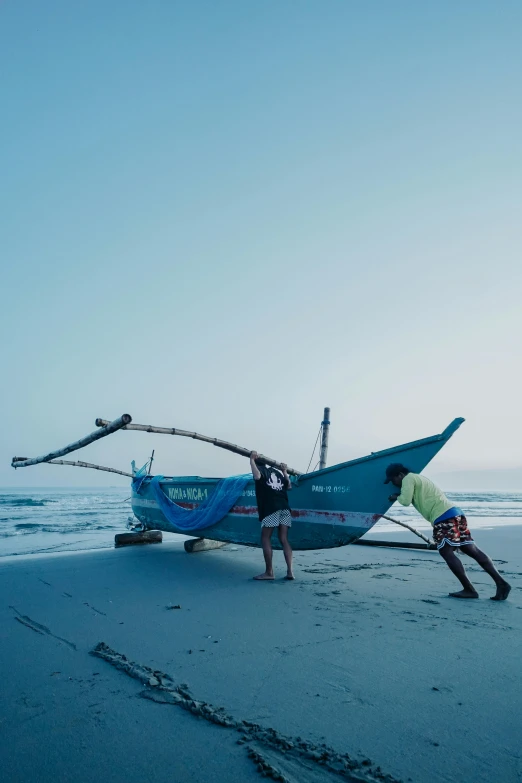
top-left (250, 451), bottom-right (294, 581)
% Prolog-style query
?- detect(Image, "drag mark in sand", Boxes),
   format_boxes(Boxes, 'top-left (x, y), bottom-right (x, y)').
top-left (10, 606), bottom-right (77, 650)
top-left (91, 641), bottom-right (401, 783)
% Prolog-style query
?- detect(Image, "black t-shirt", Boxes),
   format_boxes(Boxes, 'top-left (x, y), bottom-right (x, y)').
top-left (254, 465), bottom-right (291, 521)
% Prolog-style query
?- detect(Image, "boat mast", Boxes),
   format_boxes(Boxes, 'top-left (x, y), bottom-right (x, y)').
top-left (319, 407), bottom-right (331, 470)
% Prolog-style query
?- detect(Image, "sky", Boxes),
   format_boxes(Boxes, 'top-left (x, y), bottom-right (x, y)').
top-left (1, 0), bottom-right (521, 488)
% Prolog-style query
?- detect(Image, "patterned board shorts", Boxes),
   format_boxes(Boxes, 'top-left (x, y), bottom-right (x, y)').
top-left (433, 515), bottom-right (474, 550)
top-left (261, 509), bottom-right (292, 528)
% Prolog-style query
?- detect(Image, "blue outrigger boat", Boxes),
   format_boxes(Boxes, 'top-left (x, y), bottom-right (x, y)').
top-left (130, 418), bottom-right (464, 550)
top-left (11, 413), bottom-right (464, 551)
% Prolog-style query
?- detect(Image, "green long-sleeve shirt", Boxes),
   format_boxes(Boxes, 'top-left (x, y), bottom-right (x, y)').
top-left (397, 473), bottom-right (453, 525)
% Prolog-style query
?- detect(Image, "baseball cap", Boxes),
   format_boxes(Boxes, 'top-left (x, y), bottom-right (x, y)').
top-left (384, 463), bottom-right (409, 484)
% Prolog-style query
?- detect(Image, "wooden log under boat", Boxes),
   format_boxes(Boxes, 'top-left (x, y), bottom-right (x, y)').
top-left (114, 531), bottom-right (163, 548)
top-left (184, 538), bottom-right (226, 553)
top-left (353, 539), bottom-right (437, 550)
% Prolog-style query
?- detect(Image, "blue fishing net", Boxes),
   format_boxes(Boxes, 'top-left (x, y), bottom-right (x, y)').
top-left (146, 474), bottom-right (251, 532)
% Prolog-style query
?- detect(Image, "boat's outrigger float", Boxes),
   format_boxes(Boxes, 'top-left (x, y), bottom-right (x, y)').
top-left (11, 412), bottom-right (465, 551)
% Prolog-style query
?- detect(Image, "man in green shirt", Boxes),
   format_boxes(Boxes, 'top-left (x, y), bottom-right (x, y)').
top-left (385, 463), bottom-right (511, 600)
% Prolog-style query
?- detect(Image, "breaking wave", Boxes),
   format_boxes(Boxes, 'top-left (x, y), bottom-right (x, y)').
top-left (0, 497), bottom-right (54, 507)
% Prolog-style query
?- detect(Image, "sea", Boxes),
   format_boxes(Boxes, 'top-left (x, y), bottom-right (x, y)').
top-left (0, 487), bottom-right (135, 558)
top-left (1, 487), bottom-right (521, 559)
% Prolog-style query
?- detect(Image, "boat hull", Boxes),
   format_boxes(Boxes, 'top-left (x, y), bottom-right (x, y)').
top-left (131, 418), bottom-right (464, 550)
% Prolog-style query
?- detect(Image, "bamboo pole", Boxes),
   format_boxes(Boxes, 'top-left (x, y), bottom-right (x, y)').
top-left (379, 514), bottom-right (434, 546)
top-left (95, 418), bottom-right (303, 476)
top-left (11, 414), bottom-right (132, 469)
top-left (46, 459), bottom-right (133, 478)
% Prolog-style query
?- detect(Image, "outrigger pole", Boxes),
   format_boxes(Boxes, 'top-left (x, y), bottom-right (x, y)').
top-left (45, 459), bottom-right (133, 478)
top-left (11, 414), bottom-right (132, 470)
top-left (95, 418), bottom-right (303, 476)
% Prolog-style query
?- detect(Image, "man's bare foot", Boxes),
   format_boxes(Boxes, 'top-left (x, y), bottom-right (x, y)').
top-left (491, 582), bottom-right (511, 601)
top-left (449, 589), bottom-right (479, 599)
top-left (284, 573), bottom-right (295, 580)
top-left (253, 573), bottom-right (274, 581)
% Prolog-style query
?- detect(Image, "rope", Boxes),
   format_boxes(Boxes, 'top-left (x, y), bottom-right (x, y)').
top-left (306, 426), bottom-right (322, 474)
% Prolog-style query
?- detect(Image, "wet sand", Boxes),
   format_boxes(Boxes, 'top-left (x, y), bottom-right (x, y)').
top-left (1, 526), bottom-right (521, 783)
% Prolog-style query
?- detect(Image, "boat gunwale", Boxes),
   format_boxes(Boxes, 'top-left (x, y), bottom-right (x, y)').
top-left (149, 418), bottom-right (465, 486)
top-left (299, 417), bottom-right (464, 481)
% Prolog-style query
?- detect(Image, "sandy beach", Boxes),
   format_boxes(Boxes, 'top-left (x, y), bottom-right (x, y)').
top-left (1, 526), bottom-right (521, 783)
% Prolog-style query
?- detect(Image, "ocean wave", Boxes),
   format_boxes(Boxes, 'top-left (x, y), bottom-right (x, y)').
top-left (449, 493), bottom-right (522, 504)
top-left (0, 497), bottom-right (54, 507)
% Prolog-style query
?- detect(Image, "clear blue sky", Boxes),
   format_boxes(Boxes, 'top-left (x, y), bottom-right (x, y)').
top-left (1, 0), bottom-right (521, 486)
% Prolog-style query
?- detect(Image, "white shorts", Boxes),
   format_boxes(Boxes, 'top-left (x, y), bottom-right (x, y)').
top-left (261, 509), bottom-right (292, 528)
